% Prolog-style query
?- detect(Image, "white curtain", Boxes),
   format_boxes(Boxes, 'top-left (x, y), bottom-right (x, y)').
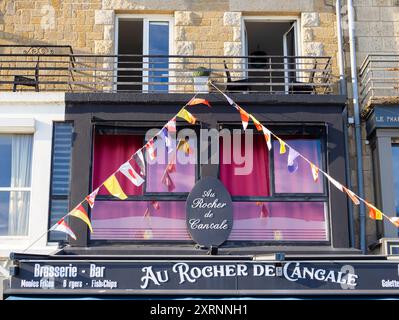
top-left (8, 135), bottom-right (32, 235)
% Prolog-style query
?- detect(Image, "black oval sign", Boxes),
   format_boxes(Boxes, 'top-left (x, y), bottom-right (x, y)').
top-left (186, 177), bottom-right (233, 248)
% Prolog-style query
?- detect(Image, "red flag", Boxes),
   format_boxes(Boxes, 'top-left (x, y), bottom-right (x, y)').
top-left (152, 201), bottom-right (160, 210)
top-left (238, 107), bottom-right (249, 130)
top-left (161, 170), bottom-right (176, 192)
top-left (343, 186), bottom-right (360, 205)
top-left (187, 98), bottom-right (211, 107)
top-left (166, 117), bottom-right (177, 133)
top-left (145, 140), bottom-right (156, 161)
top-left (260, 204), bottom-right (269, 219)
top-left (50, 218), bottom-right (77, 240)
top-left (365, 201), bottom-right (383, 220)
top-left (249, 114), bottom-right (263, 131)
top-left (85, 187), bottom-right (99, 209)
top-left (166, 159), bottom-right (176, 173)
top-left (69, 204), bottom-right (93, 233)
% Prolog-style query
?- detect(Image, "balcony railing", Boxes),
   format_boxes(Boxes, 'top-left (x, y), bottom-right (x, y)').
top-left (360, 54), bottom-right (399, 111)
top-left (0, 45), bottom-right (334, 94)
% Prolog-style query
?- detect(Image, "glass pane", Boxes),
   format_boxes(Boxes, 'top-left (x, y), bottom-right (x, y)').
top-left (146, 136), bottom-right (196, 192)
top-left (51, 123), bottom-right (73, 195)
top-left (0, 135), bottom-right (11, 187)
top-left (148, 21), bottom-right (169, 92)
top-left (48, 199), bottom-right (69, 241)
top-left (220, 133), bottom-right (270, 196)
top-left (90, 201), bottom-right (190, 240)
top-left (93, 133), bottom-right (144, 196)
top-left (0, 191), bottom-right (30, 236)
top-left (229, 202), bottom-right (328, 241)
top-left (392, 145), bottom-right (399, 219)
top-left (274, 138), bottom-right (323, 193)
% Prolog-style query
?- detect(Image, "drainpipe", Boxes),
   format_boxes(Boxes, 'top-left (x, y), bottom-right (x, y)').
top-left (336, 0), bottom-right (354, 248)
top-left (347, 0), bottom-right (367, 254)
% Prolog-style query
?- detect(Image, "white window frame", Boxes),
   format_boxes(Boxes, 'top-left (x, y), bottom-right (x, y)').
top-left (241, 16), bottom-right (302, 92)
top-left (114, 14), bottom-right (175, 93)
top-left (0, 130), bottom-right (33, 240)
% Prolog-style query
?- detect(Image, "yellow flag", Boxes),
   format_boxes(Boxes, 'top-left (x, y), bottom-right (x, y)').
top-left (69, 204), bottom-right (93, 233)
top-left (279, 139), bottom-right (286, 154)
top-left (103, 174), bottom-right (128, 200)
top-left (177, 109), bottom-right (196, 124)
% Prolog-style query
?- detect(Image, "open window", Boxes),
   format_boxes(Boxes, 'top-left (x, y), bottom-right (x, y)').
top-left (242, 18), bottom-right (299, 93)
top-left (116, 16), bottom-right (173, 93)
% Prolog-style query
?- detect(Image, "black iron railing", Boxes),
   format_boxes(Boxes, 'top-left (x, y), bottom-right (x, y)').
top-left (0, 45), bottom-right (334, 94)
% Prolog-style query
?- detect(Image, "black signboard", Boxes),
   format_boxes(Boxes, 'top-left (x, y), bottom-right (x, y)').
top-left (5, 260), bottom-right (399, 295)
top-left (185, 177), bottom-right (233, 248)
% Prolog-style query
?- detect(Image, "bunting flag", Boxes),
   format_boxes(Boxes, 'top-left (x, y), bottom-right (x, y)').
top-left (279, 139), bottom-right (286, 154)
top-left (132, 150), bottom-right (146, 176)
top-left (119, 161), bottom-right (145, 187)
top-left (152, 201), bottom-right (160, 210)
top-left (343, 186), bottom-right (360, 205)
top-left (161, 170), bottom-right (176, 192)
top-left (69, 204), bottom-right (93, 233)
top-left (103, 174), bottom-right (128, 200)
top-left (238, 107), bottom-right (250, 130)
top-left (287, 147), bottom-right (300, 173)
top-left (261, 126), bottom-right (272, 151)
top-left (143, 207), bottom-right (150, 219)
top-left (166, 117), bottom-right (177, 132)
top-left (177, 109), bottom-right (196, 124)
top-left (166, 157), bottom-right (176, 173)
top-left (145, 139), bottom-right (157, 161)
top-left (325, 174), bottom-right (344, 192)
top-left (187, 98), bottom-right (211, 108)
top-left (249, 114), bottom-right (263, 131)
top-left (85, 187), bottom-right (99, 209)
top-left (50, 218), bottom-right (77, 240)
top-left (161, 127), bottom-right (173, 152)
top-left (260, 204), bottom-right (269, 219)
top-left (177, 139), bottom-right (192, 155)
top-left (366, 202), bottom-right (383, 220)
top-left (222, 92), bottom-right (237, 108)
top-left (389, 217), bottom-right (399, 227)
top-left (310, 163), bottom-right (319, 182)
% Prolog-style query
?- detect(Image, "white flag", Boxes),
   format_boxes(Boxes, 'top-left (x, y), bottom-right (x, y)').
top-left (119, 161), bottom-right (145, 187)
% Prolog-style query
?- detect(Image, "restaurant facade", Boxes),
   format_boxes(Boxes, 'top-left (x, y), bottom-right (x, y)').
top-left (1, 0), bottom-right (399, 298)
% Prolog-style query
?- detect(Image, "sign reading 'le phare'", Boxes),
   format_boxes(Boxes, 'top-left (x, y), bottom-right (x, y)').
top-left (186, 177), bottom-right (233, 247)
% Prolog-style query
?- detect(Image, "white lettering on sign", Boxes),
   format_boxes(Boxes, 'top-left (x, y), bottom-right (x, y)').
top-left (34, 264), bottom-right (77, 278)
top-left (189, 219), bottom-right (228, 230)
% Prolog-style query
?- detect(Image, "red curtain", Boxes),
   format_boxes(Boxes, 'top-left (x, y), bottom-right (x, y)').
top-left (220, 133), bottom-right (270, 196)
top-left (93, 134), bottom-right (144, 195)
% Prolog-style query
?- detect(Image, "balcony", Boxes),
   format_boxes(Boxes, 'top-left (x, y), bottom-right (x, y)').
top-left (360, 54), bottom-right (399, 116)
top-left (0, 45), bottom-right (335, 95)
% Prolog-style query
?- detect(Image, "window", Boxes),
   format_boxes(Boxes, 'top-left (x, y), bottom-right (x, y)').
top-left (219, 126), bottom-right (328, 242)
top-left (48, 123), bottom-right (73, 241)
top-left (116, 15), bottom-right (173, 92)
top-left (0, 134), bottom-right (33, 236)
top-left (90, 125), bottom-right (197, 241)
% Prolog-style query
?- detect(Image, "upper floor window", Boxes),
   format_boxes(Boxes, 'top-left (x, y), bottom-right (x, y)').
top-left (0, 134), bottom-right (33, 236)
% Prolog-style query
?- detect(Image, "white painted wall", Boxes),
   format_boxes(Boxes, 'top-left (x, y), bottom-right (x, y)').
top-left (0, 93), bottom-right (65, 257)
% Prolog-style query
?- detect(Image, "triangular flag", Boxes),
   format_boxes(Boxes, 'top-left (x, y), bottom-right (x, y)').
top-left (279, 139), bottom-right (286, 154)
top-left (261, 126), bottom-right (272, 151)
top-left (287, 147), bottom-right (300, 173)
top-left (249, 114), bottom-right (263, 131)
top-left (310, 163), bottom-right (319, 182)
top-left (132, 150), bottom-right (146, 176)
top-left (69, 204), bottom-right (93, 233)
top-left (166, 117), bottom-right (177, 132)
top-left (222, 92), bottom-right (236, 108)
top-left (389, 217), bottom-right (399, 227)
top-left (260, 204), bottom-right (269, 219)
top-left (161, 170), bottom-right (176, 192)
top-left (152, 201), bottom-right (160, 210)
top-left (177, 109), bottom-right (196, 124)
top-left (325, 174), bottom-right (344, 192)
top-left (161, 127), bottom-right (173, 153)
top-left (177, 139), bottom-right (192, 155)
top-left (145, 140), bottom-right (157, 161)
top-left (50, 218), bottom-right (77, 240)
top-left (119, 161), bottom-right (145, 187)
top-left (166, 157), bottom-right (176, 173)
top-left (238, 107), bottom-right (249, 130)
top-left (103, 174), bottom-right (128, 200)
top-left (187, 98), bottom-right (211, 107)
top-left (343, 186), bottom-right (360, 205)
top-left (365, 202), bottom-right (383, 220)
top-left (85, 187), bottom-right (99, 209)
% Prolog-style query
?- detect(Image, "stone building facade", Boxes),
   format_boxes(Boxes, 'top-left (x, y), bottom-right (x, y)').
top-left (2, 0), bottom-right (399, 298)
